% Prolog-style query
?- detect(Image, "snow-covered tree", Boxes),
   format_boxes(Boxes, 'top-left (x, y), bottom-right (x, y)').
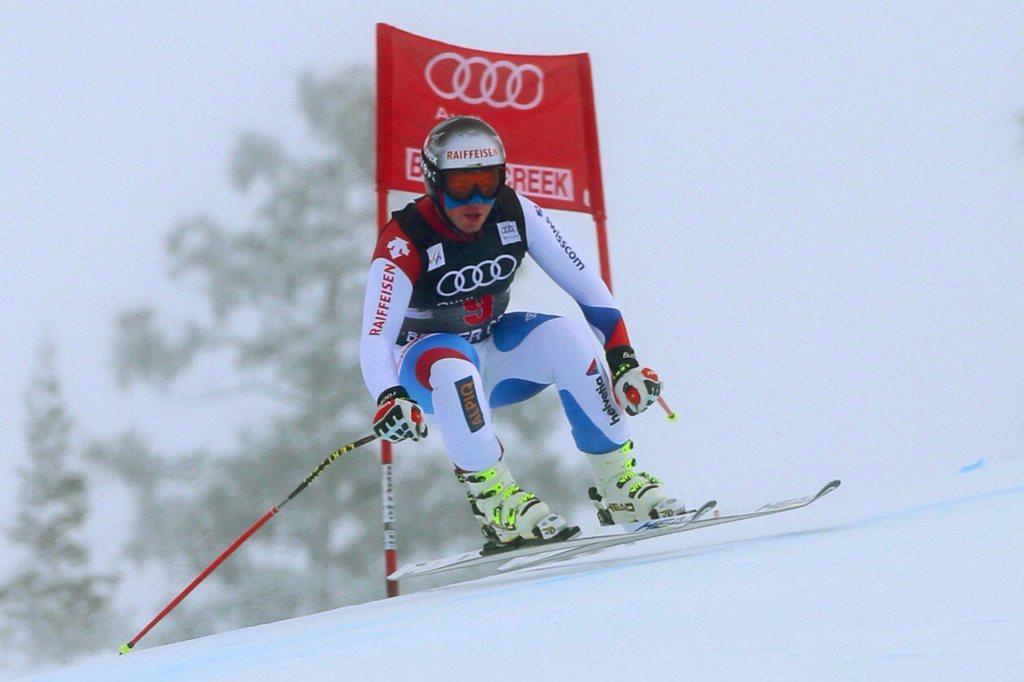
top-left (0, 339), bottom-right (117, 666)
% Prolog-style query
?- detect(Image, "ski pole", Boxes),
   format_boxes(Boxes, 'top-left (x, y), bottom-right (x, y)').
top-left (657, 396), bottom-right (677, 421)
top-left (118, 433), bottom-right (378, 655)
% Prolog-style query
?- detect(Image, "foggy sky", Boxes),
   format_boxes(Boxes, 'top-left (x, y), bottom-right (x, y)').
top-left (2, 1), bottom-right (1023, 574)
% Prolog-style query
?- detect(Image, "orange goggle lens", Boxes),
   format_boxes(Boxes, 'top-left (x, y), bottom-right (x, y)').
top-left (442, 168), bottom-right (502, 200)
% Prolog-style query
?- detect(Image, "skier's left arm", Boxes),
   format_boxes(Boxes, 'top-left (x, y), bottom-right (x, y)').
top-left (520, 196), bottom-right (662, 416)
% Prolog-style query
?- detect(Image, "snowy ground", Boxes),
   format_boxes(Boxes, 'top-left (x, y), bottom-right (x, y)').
top-left (23, 461), bottom-right (1024, 681)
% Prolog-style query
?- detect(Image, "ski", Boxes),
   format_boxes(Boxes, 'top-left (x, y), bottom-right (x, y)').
top-left (497, 479), bottom-right (841, 572)
top-left (389, 480), bottom-right (840, 581)
top-left (496, 499), bottom-right (719, 572)
top-left (387, 501), bottom-right (714, 581)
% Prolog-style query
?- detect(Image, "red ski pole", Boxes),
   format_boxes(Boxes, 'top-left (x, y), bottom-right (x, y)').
top-left (118, 433), bottom-right (378, 654)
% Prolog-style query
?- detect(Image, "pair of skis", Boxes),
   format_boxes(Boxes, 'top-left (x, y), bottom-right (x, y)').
top-left (388, 479), bottom-right (841, 581)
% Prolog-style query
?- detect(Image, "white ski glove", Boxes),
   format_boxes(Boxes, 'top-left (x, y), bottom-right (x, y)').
top-left (606, 346), bottom-right (662, 416)
top-left (372, 386), bottom-right (428, 443)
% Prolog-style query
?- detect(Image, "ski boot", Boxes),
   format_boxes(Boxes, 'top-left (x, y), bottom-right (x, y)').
top-left (458, 459), bottom-right (579, 554)
top-left (586, 443), bottom-right (686, 526)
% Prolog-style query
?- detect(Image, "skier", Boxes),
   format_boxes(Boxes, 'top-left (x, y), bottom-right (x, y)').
top-left (360, 116), bottom-right (678, 552)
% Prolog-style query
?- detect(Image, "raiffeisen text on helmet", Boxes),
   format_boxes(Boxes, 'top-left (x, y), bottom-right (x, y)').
top-left (435, 136), bottom-right (502, 169)
top-left (444, 148), bottom-right (501, 163)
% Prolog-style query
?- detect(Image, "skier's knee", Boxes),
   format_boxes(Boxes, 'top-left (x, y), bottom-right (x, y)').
top-left (539, 317), bottom-right (601, 379)
top-left (415, 348), bottom-right (478, 392)
top-left (398, 334), bottom-right (480, 409)
top-left (544, 316), bottom-right (590, 345)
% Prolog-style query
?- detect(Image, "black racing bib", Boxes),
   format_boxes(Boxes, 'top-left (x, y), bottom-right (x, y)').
top-left (394, 187), bottom-right (528, 345)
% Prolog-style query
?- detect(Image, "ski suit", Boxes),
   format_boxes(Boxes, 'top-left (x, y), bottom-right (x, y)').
top-left (359, 187), bottom-right (632, 472)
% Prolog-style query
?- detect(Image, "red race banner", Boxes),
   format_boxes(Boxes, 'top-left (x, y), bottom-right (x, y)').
top-left (376, 23), bottom-right (606, 218)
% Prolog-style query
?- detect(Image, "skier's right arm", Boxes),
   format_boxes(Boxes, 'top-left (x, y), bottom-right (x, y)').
top-left (359, 222), bottom-right (427, 441)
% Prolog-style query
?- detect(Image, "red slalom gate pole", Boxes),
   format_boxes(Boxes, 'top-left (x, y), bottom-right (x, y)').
top-left (381, 440), bottom-right (399, 597)
top-left (119, 433), bottom-right (378, 654)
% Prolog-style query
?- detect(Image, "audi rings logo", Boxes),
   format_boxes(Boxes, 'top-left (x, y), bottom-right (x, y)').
top-left (436, 255), bottom-right (518, 296)
top-left (425, 52), bottom-right (544, 110)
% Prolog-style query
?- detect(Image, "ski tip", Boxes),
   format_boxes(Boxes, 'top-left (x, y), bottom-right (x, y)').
top-left (694, 500), bottom-right (717, 521)
top-left (818, 480), bottom-right (842, 497)
top-left (119, 642), bottom-right (133, 655)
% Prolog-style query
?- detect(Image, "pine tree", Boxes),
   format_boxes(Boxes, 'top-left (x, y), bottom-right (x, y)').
top-left (0, 339), bottom-right (117, 666)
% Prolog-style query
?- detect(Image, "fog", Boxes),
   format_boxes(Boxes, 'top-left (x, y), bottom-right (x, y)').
top-left (1, 0), bottom-right (1022, 655)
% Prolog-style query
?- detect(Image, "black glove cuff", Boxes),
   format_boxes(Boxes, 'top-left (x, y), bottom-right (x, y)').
top-left (377, 385), bottom-right (411, 406)
top-left (605, 345), bottom-right (639, 382)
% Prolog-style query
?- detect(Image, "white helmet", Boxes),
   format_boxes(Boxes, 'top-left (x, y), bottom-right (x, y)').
top-left (421, 116), bottom-right (506, 201)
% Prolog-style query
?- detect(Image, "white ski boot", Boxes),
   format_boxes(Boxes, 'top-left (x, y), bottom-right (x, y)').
top-left (586, 443), bottom-right (685, 525)
top-left (458, 458), bottom-right (578, 554)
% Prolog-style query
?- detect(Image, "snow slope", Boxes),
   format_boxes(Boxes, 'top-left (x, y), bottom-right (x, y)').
top-left (23, 463), bottom-right (1024, 681)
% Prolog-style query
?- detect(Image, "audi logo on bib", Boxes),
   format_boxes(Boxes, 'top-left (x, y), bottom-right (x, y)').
top-left (424, 52), bottom-right (544, 110)
top-left (437, 255), bottom-right (518, 296)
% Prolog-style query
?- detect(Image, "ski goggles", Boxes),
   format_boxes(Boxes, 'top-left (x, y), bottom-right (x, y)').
top-left (441, 167), bottom-right (503, 201)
